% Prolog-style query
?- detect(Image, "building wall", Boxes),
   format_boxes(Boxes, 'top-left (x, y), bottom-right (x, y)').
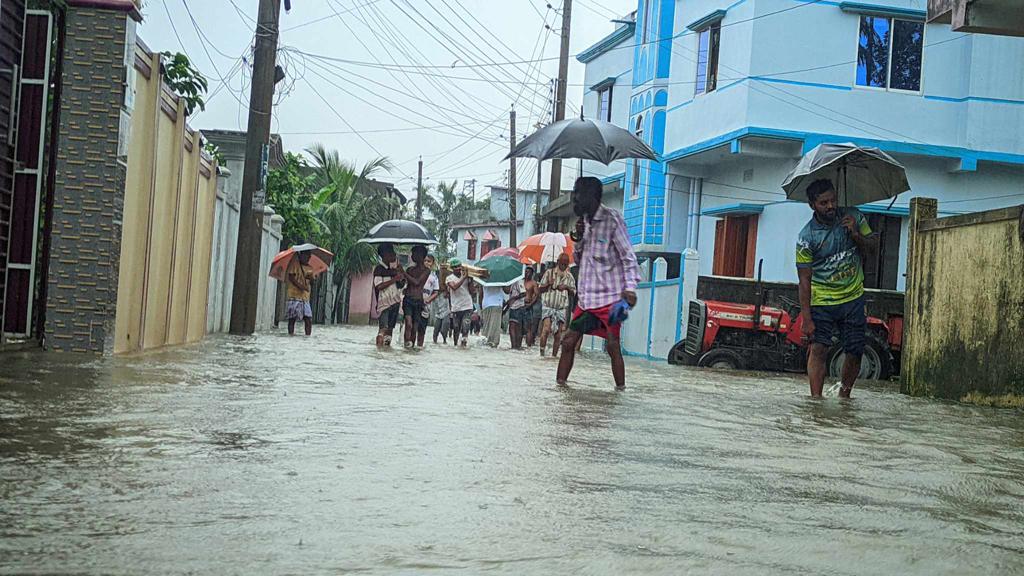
top-left (348, 271), bottom-right (373, 325)
top-left (579, 21), bottom-right (633, 183)
top-left (903, 199), bottom-right (1024, 403)
top-left (46, 7), bottom-right (131, 353)
top-left (113, 46), bottom-right (219, 354)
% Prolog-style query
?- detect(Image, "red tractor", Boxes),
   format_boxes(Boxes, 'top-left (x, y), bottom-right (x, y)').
top-left (668, 263), bottom-right (900, 381)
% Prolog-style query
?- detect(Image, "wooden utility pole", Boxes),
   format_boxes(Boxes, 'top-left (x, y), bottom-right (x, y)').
top-left (229, 0), bottom-right (280, 335)
top-left (509, 108), bottom-right (517, 246)
top-left (547, 0), bottom-right (572, 227)
top-left (416, 157), bottom-right (423, 222)
top-left (534, 160), bottom-right (543, 237)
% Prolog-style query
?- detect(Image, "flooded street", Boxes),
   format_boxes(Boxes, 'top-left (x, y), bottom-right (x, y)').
top-left (1, 325), bottom-right (1023, 575)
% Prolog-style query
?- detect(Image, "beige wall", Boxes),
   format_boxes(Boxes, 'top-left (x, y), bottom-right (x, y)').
top-left (113, 48), bottom-right (217, 354)
top-left (903, 198), bottom-right (1024, 403)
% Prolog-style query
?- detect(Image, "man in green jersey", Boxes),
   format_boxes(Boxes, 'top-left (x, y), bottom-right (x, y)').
top-left (796, 179), bottom-right (878, 398)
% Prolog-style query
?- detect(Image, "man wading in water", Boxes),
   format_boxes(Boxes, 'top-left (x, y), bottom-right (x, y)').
top-left (797, 179), bottom-right (878, 398)
top-left (556, 177), bottom-right (640, 389)
top-left (402, 246), bottom-right (431, 348)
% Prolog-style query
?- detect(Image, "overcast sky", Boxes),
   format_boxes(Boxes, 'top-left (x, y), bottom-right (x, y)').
top-left (140, 0), bottom-right (637, 197)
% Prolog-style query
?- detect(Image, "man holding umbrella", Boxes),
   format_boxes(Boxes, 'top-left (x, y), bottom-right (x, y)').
top-left (556, 177), bottom-right (640, 389)
top-left (285, 251), bottom-right (315, 336)
top-left (796, 179), bottom-right (878, 398)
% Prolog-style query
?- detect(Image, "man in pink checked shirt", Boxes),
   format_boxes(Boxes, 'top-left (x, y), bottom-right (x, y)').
top-left (556, 177), bottom-right (641, 390)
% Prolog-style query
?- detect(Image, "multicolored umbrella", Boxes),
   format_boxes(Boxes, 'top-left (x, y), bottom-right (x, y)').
top-left (517, 232), bottom-right (574, 264)
top-left (269, 243), bottom-right (333, 281)
top-left (472, 254), bottom-right (524, 287)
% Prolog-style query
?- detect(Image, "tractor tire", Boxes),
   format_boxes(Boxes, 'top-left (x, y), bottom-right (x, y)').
top-left (827, 334), bottom-right (892, 381)
top-left (667, 341), bottom-right (698, 366)
top-left (697, 348), bottom-right (746, 371)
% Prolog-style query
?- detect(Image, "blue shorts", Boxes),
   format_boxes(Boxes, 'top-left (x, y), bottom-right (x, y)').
top-left (810, 295), bottom-right (866, 356)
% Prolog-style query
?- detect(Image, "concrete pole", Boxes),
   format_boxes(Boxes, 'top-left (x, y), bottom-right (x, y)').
top-left (229, 0), bottom-right (280, 335)
top-left (547, 0), bottom-right (572, 226)
top-left (509, 108), bottom-right (517, 246)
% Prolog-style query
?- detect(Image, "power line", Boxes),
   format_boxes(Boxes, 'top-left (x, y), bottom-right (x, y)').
top-left (279, 0), bottom-right (388, 32)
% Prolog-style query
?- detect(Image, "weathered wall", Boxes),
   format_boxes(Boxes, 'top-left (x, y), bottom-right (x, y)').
top-left (45, 6), bottom-right (132, 353)
top-left (112, 46), bottom-right (218, 354)
top-left (903, 198), bottom-right (1024, 402)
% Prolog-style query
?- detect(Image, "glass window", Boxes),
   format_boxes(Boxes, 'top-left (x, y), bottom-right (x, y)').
top-left (642, 0), bottom-right (653, 44)
top-left (597, 87), bottom-right (612, 122)
top-left (694, 22), bottom-right (720, 95)
top-left (856, 16), bottom-right (923, 91)
top-left (890, 19), bottom-right (924, 91)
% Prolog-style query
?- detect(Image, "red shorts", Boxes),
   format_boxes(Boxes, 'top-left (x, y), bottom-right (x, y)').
top-left (569, 304), bottom-right (621, 340)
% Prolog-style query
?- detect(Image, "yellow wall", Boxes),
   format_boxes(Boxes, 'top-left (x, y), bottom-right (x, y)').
top-left (904, 199), bottom-right (1024, 402)
top-left (113, 48), bottom-right (218, 354)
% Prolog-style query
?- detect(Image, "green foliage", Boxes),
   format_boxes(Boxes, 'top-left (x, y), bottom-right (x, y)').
top-left (422, 180), bottom-right (487, 260)
top-left (266, 152), bottom-right (320, 247)
top-left (160, 51), bottom-right (208, 116)
top-left (202, 139), bottom-right (224, 166)
top-left (305, 143), bottom-right (396, 289)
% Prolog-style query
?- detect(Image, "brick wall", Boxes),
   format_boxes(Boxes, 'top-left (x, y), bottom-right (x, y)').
top-left (45, 7), bottom-right (128, 353)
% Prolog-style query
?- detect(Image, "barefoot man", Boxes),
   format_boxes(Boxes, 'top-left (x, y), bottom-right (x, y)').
top-left (556, 177), bottom-right (640, 389)
top-left (797, 179), bottom-right (878, 398)
top-left (537, 254), bottom-right (575, 358)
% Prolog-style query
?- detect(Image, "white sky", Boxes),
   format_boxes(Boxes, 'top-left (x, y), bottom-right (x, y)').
top-left (140, 0), bottom-right (638, 198)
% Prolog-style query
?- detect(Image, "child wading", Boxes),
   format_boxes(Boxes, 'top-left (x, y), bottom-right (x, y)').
top-left (285, 251), bottom-right (314, 336)
top-left (401, 245), bottom-right (432, 348)
top-left (373, 244), bottom-right (405, 347)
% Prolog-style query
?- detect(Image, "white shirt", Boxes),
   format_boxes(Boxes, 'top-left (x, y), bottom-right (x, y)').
top-left (447, 274), bottom-right (474, 313)
top-left (423, 273), bottom-right (439, 299)
top-left (508, 280), bottom-right (526, 310)
top-left (482, 286), bottom-right (506, 308)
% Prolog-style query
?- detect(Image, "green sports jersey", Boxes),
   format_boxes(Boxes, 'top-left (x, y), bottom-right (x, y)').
top-left (796, 208), bottom-right (873, 307)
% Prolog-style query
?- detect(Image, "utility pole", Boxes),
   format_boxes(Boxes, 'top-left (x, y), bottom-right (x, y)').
top-left (534, 158), bottom-right (543, 237)
top-left (508, 107), bottom-right (517, 246)
top-left (547, 0), bottom-right (572, 231)
top-left (416, 157), bottom-right (423, 223)
top-left (229, 0), bottom-right (280, 336)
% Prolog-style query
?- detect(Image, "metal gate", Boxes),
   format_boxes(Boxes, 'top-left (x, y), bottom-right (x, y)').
top-left (2, 10), bottom-right (50, 337)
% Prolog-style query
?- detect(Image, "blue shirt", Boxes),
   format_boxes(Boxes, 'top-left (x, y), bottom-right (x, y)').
top-left (796, 208), bottom-right (873, 306)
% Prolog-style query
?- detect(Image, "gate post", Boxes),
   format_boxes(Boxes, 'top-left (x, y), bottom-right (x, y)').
top-left (902, 197), bottom-right (938, 393)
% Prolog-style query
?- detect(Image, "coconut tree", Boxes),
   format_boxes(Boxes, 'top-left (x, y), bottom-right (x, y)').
top-left (307, 143), bottom-right (396, 323)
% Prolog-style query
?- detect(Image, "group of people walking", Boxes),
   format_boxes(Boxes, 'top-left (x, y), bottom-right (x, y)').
top-left (372, 177), bottom-right (641, 389)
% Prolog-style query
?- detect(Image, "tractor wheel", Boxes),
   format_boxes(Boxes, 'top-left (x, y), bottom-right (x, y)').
top-left (827, 334), bottom-right (892, 381)
top-left (667, 341), bottom-right (698, 366)
top-left (697, 348), bottom-right (746, 371)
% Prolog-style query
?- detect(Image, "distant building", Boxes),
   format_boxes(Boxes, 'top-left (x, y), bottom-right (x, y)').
top-left (452, 186), bottom-right (564, 262)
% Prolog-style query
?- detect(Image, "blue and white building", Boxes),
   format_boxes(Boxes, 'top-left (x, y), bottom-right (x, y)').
top-left (579, 0), bottom-right (1024, 292)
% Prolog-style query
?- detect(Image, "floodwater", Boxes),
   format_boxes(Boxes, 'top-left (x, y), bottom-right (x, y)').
top-left (1, 326), bottom-right (1022, 575)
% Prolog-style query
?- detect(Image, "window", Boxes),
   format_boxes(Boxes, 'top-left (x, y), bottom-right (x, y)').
top-left (631, 115), bottom-right (643, 199)
top-left (597, 86), bottom-right (612, 122)
top-left (856, 15), bottom-right (923, 92)
top-left (712, 215), bottom-right (758, 278)
top-left (642, 0), bottom-right (654, 44)
top-left (481, 239), bottom-right (500, 258)
top-left (467, 239), bottom-right (477, 261)
top-left (862, 214), bottom-right (902, 290)
top-left (694, 22), bottom-right (721, 95)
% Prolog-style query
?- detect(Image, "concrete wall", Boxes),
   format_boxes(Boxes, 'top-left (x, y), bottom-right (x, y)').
top-left (45, 6), bottom-right (133, 353)
top-left (903, 198), bottom-right (1024, 403)
top-left (113, 46), bottom-right (218, 354)
top-left (348, 272), bottom-right (373, 325)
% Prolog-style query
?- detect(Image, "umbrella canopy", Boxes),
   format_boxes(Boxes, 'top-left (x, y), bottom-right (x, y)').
top-left (482, 246), bottom-right (521, 260)
top-left (472, 255), bottom-right (524, 287)
top-left (269, 244), bottom-right (333, 282)
top-left (518, 232), bottom-right (574, 264)
top-left (358, 219), bottom-right (438, 245)
top-left (782, 143), bottom-right (910, 206)
top-left (505, 118), bottom-right (658, 165)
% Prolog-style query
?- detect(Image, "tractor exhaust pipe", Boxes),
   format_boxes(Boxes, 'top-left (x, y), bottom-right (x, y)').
top-left (753, 258), bottom-right (764, 328)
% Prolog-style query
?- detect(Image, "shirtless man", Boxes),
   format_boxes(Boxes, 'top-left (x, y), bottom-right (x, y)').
top-left (402, 245), bottom-right (431, 348)
top-left (522, 267), bottom-right (539, 346)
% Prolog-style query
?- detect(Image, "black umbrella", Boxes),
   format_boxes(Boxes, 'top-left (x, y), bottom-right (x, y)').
top-left (358, 219), bottom-right (438, 246)
top-left (504, 118), bottom-right (658, 165)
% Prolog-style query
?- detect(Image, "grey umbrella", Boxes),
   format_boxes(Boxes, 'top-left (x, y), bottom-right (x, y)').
top-left (782, 142), bottom-right (910, 206)
top-left (504, 118), bottom-right (658, 165)
top-left (358, 219), bottom-right (438, 246)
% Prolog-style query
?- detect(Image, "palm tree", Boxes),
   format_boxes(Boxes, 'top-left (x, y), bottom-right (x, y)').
top-left (422, 180), bottom-right (459, 259)
top-left (307, 143), bottom-right (396, 323)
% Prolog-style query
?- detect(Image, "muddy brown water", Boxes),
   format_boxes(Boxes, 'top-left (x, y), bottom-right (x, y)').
top-left (1, 325), bottom-right (1022, 575)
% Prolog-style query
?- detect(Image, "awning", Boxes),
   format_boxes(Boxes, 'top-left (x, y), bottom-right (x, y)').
top-left (463, 230), bottom-right (477, 240)
top-left (701, 203), bottom-right (766, 218)
top-left (483, 229), bottom-right (500, 241)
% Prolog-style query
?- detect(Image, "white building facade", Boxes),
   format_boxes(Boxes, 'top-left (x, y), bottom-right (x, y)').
top-left (579, 0), bottom-right (1024, 291)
